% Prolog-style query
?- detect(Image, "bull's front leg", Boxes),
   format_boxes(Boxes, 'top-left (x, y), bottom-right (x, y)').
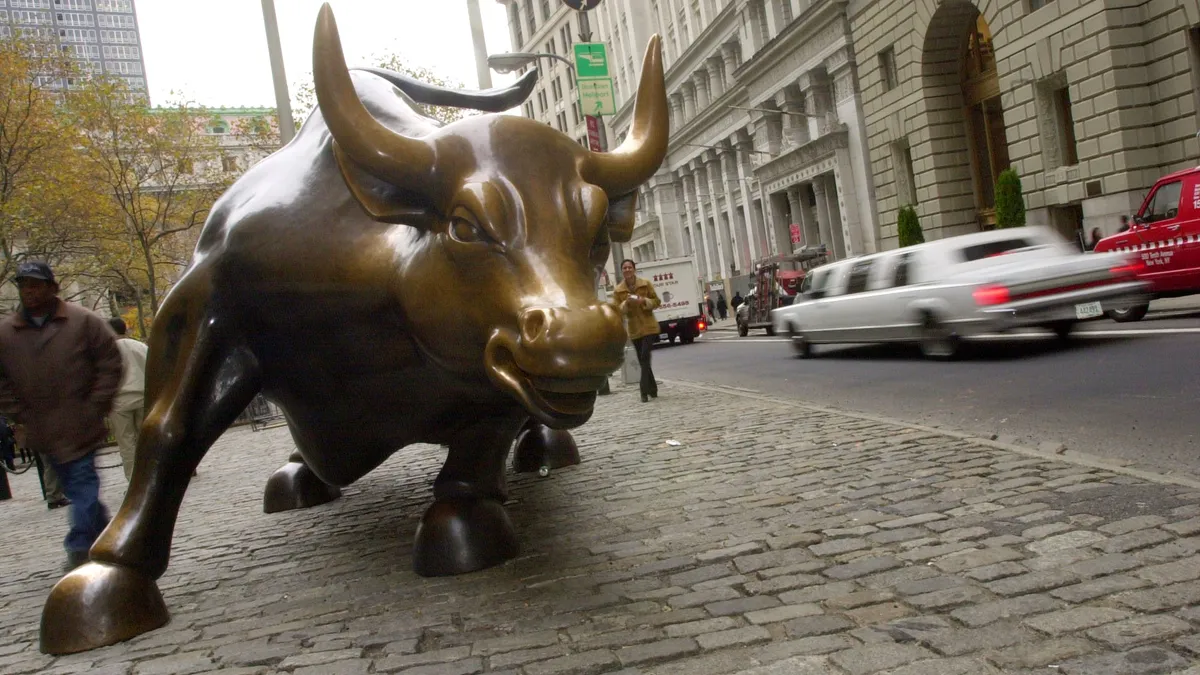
top-left (263, 449), bottom-right (342, 513)
top-left (512, 418), bottom-right (581, 475)
top-left (412, 412), bottom-right (526, 576)
top-left (40, 273), bottom-right (262, 654)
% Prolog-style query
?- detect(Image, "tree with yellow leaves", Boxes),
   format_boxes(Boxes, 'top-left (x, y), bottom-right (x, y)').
top-left (0, 35), bottom-right (99, 310)
top-left (62, 78), bottom-right (251, 334)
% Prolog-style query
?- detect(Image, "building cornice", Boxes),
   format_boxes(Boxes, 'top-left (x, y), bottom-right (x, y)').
top-left (612, 2), bottom-right (739, 131)
top-left (733, 0), bottom-right (848, 88)
top-left (754, 127), bottom-right (849, 190)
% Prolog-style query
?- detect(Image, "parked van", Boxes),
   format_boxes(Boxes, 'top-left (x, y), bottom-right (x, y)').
top-left (1093, 165), bottom-right (1200, 321)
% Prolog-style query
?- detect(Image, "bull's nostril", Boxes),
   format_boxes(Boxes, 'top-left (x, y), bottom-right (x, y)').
top-left (521, 309), bottom-right (548, 343)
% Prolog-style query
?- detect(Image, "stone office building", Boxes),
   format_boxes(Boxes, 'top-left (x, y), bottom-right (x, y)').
top-left (592, 0), bottom-right (881, 293)
top-left (850, 0), bottom-right (1200, 246)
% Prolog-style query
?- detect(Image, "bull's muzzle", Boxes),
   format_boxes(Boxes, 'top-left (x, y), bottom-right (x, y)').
top-left (485, 303), bottom-right (627, 429)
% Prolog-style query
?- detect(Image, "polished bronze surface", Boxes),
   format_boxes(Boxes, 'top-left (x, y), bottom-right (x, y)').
top-left (39, 2), bottom-right (667, 654)
top-left (513, 418), bottom-right (581, 474)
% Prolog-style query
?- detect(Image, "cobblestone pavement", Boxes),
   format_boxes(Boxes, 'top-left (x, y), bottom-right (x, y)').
top-left (4, 379), bottom-right (1200, 674)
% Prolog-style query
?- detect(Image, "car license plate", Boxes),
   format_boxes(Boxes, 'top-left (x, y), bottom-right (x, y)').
top-left (1075, 301), bottom-right (1103, 319)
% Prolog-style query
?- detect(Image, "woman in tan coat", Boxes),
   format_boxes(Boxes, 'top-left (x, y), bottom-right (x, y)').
top-left (612, 259), bottom-right (661, 402)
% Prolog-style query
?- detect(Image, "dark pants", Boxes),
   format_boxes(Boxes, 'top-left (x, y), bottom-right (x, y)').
top-left (49, 451), bottom-right (109, 555)
top-left (635, 335), bottom-right (657, 399)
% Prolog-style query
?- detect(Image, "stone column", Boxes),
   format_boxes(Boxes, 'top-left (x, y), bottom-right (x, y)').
top-left (735, 132), bottom-right (769, 260)
top-left (653, 173), bottom-right (687, 259)
top-left (720, 145), bottom-right (749, 271)
top-left (778, 85), bottom-right (809, 148)
top-left (669, 93), bottom-right (685, 131)
top-left (812, 175), bottom-right (836, 259)
top-left (720, 42), bottom-right (740, 84)
top-left (707, 57), bottom-right (726, 99)
top-left (700, 155), bottom-right (727, 278)
top-left (768, 191), bottom-right (790, 257)
top-left (715, 145), bottom-right (742, 273)
top-left (691, 162), bottom-right (717, 281)
top-left (798, 69), bottom-right (834, 139)
top-left (798, 183), bottom-right (820, 250)
top-left (692, 71), bottom-right (710, 111)
top-left (681, 82), bottom-right (697, 119)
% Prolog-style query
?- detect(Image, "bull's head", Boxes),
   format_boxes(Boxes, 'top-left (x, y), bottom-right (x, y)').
top-left (312, 4), bottom-right (668, 429)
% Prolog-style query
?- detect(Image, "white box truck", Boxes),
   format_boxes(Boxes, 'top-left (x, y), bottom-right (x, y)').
top-left (636, 257), bottom-right (704, 345)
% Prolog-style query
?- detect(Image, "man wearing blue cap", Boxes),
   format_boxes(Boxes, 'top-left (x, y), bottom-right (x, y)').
top-left (0, 262), bottom-right (123, 570)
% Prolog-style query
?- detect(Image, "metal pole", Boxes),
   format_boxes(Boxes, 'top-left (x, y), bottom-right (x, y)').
top-left (466, 0), bottom-right (493, 89)
top-left (261, 0), bottom-right (297, 144)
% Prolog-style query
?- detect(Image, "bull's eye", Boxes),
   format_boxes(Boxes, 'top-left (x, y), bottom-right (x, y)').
top-left (448, 210), bottom-right (489, 244)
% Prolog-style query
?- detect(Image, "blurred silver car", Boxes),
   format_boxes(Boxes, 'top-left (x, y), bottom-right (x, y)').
top-left (770, 226), bottom-right (1149, 359)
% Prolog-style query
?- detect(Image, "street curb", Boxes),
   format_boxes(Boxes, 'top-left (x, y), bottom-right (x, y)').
top-left (661, 378), bottom-right (1200, 491)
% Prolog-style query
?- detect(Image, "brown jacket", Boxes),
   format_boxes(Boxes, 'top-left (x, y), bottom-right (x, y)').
top-left (613, 276), bottom-right (661, 340)
top-left (0, 299), bottom-right (123, 463)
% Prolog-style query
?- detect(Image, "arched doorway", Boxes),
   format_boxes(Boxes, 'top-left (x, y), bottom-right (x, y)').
top-left (920, 2), bottom-right (1011, 232)
top-left (961, 14), bottom-right (1009, 226)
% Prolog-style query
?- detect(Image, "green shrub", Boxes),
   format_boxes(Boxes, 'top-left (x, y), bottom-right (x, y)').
top-left (897, 205), bottom-right (925, 247)
top-left (995, 168), bottom-right (1026, 229)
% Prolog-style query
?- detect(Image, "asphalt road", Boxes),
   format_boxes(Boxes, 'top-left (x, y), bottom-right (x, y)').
top-left (652, 306), bottom-right (1200, 481)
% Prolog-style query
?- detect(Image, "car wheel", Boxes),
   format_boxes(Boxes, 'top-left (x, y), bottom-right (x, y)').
top-left (1106, 303), bottom-right (1149, 323)
top-left (737, 320), bottom-right (749, 337)
top-left (919, 314), bottom-right (959, 360)
top-left (765, 324), bottom-right (776, 337)
top-left (789, 325), bottom-right (811, 358)
top-left (1049, 320), bottom-right (1076, 341)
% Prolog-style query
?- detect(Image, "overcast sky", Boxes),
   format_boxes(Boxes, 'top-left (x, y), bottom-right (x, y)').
top-left (136, 1), bottom-right (517, 109)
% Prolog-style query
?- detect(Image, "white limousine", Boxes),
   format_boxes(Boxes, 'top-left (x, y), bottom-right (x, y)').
top-left (770, 227), bottom-right (1149, 359)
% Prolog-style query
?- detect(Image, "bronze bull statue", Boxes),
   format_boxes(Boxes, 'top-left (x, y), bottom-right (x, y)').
top-left (40, 4), bottom-right (667, 654)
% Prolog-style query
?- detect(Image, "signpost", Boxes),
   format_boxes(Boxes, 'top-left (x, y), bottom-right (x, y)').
top-left (561, 0), bottom-right (603, 9)
top-left (573, 43), bottom-right (609, 79)
top-left (577, 78), bottom-right (616, 116)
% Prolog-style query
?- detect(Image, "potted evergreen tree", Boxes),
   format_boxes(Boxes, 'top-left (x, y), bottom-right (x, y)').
top-left (897, 205), bottom-right (925, 247)
top-left (995, 169), bottom-right (1026, 229)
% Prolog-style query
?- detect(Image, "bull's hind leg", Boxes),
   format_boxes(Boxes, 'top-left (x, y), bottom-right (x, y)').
top-left (264, 450), bottom-right (342, 513)
top-left (512, 418), bottom-right (581, 475)
top-left (40, 273), bottom-right (262, 655)
top-left (413, 412), bottom-right (527, 576)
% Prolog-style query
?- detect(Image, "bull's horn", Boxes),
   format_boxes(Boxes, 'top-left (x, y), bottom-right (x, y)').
top-left (581, 35), bottom-right (669, 197)
top-left (313, 4), bottom-right (436, 190)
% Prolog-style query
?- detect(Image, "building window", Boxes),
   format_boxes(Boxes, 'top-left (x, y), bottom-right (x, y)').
top-left (1028, 0), bottom-right (1053, 11)
top-left (1189, 27), bottom-right (1200, 129)
top-left (560, 22), bottom-right (573, 52)
top-left (879, 47), bottom-right (899, 92)
top-left (548, 37), bottom-right (556, 55)
top-left (222, 156), bottom-right (239, 172)
top-left (1052, 87), bottom-right (1078, 166)
top-left (1036, 75), bottom-right (1078, 169)
top-left (540, 0), bottom-right (551, 20)
top-left (523, 102), bottom-right (534, 118)
top-left (523, 0), bottom-right (535, 37)
top-left (537, 90), bottom-right (547, 114)
top-left (551, 77), bottom-right (562, 102)
top-left (892, 142), bottom-right (918, 206)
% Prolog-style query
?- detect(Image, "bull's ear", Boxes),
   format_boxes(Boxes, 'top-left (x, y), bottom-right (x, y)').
top-left (606, 191), bottom-right (638, 242)
top-left (333, 144), bottom-right (436, 226)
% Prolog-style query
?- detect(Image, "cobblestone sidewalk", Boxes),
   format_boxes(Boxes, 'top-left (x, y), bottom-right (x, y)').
top-left (3, 379), bottom-right (1200, 674)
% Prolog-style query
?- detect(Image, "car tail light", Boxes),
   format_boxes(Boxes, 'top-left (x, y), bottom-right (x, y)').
top-left (973, 284), bottom-right (1011, 306)
top-left (1110, 258), bottom-right (1145, 277)
top-left (698, 319), bottom-right (707, 331)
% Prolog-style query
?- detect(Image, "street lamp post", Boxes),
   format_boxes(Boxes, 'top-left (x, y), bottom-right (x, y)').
top-left (261, 0), bottom-right (296, 144)
top-left (486, 52), bottom-right (574, 74)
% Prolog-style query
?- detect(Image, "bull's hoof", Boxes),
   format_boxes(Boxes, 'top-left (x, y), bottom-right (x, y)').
top-left (263, 462), bottom-right (342, 514)
top-left (513, 424), bottom-right (580, 474)
top-left (413, 498), bottom-right (519, 577)
top-left (40, 562), bottom-right (169, 655)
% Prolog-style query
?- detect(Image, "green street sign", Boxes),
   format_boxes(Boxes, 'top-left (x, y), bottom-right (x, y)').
top-left (578, 78), bottom-right (615, 116)
top-left (573, 42), bottom-right (609, 79)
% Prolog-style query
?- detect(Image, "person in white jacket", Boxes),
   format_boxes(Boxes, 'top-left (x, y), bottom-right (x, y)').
top-left (107, 317), bottom-right (148, 482)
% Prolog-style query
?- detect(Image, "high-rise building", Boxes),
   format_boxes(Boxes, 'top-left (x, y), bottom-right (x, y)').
top-left (3, 0), bottom-right (149, 97)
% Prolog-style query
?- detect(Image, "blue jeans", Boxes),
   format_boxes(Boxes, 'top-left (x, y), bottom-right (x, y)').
top-left (49, 452), bottom-right (109, 554)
